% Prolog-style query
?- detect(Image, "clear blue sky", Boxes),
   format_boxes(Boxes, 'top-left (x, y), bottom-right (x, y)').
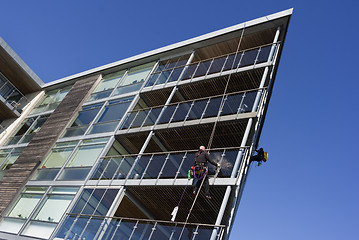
top-left (1, 0), bottom-right (358, 239)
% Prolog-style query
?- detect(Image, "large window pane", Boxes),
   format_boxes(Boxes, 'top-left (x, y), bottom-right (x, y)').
top-left (96, 98), bottom-right (132, 123)
top-left (114, 63), bottom-right (154, 96)
top-left (0, 218), bottom-right (25, 234)
top-left (239, 49), bottom-right (259, 67)
top-left (256, 45), bottom-right (272, 63)
top-left (157, 105), bottom-right (176, 124)
top-left (8, 194), bottom-right (42, 219)
top-left (221, 93), bottom-right (244, 116)
top-left (57, 168), bottom-right (91, 181)
top-left (207, 56), bottom-right (227, 74)
top-left (95, 71), bottom-right (125, 93)
top-left (22, 221), bottom-right (56, 239)
top-left (171, 102), bottom-right (191, 123)
top-left (33, 195), bottom-right (73, 222)
top-left (66, 144), bottom-right (105, 167)
top-left (32, 168), bottom-right (60, 181)
top-left (142, 107), bottom-right (161, 127)
top-left (192, 60), bottom-right (212, 78)
top-left (72, 104), bottom-right (103, 127)
top-left (121, 63), bottom-right (153, 86)
top-left (0, 150), bottom-right (22, 170)
top-left (143, 154), bottom-right (166, 179)
top-left (41, 147), bottom-right (74, 168)
top-left (222, 53), bottom-right (242, 71)
top-left (187, 99), bottom-right (208, 121)
top-left (130, 155), bottom-right (150, 179)
top-left (203, 97), bottom-right (222, 118)
top-left (160, 153), bottom-right (183, 178)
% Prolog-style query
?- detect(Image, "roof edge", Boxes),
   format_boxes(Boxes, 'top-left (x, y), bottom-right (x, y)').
top-left (0, 37), bottom-right (44, 87)
top-left (43, 8), bottom-right (293, 88)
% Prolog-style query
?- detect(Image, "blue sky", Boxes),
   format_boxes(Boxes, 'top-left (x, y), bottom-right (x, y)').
top-left (1, 0), bottom-right (358, 239)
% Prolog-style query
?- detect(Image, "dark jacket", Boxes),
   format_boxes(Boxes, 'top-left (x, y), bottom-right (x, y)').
top-left (194, 150), bottom-right (217, 167)
top-left (255, 148), bottom-right (264, 160)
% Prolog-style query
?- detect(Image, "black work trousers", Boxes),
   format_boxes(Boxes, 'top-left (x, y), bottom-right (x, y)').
top-left (194, 175), bottom-right (210, 196)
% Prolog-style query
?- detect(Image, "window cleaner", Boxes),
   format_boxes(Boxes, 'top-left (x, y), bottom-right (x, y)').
top-left (250, 148), bottom-right (268, 166)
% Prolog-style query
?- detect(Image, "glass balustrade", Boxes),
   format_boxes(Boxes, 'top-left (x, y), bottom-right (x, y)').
top-left (145, 43), bottom-right (277, 88)
top-left (121, 89), bottom-right (260, 131)
top-left (91, 148), bottom-right (240, 181)
top-left (56, 214), bottom-right (224, 240)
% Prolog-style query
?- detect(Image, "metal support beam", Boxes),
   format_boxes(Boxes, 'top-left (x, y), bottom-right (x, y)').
top-left (251, 26), bottom-right (281, 112)
top-left (210, 185), bottom-right (231, 240)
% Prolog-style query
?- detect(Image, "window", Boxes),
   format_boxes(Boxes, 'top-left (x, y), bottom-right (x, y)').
top-left (88, 70), bottom-right (126, 101)
top-left (56, 188), bottom-right (120, 240)
top-left (6, 115), bottom-right (49, 146)
top-left (57, 138), bottom-right (109, 181)
top-left (113, 62), bottom-right (155, 96)
top-left (31, 86), bottom-right (71, 114)
top-left (0, 148), bottom-right (24, 180)
top-left (145, 55), bottom-right (189, 87)
top-left (62, 103), bottom-right (103, 137)
top-left (0, 186), bottom-right (78, 239)
top-left (32, 141), bottom-right (78, 181)
top-left (88, 97), bottom-right (133, 134)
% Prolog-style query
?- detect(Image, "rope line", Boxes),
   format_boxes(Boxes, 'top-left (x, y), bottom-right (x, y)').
top-left (207, 24), bottom-right (246, 151)
top-left (178, 172), bottom-right (208, 240)
top-left (178, 25), bottom-right (246, 240)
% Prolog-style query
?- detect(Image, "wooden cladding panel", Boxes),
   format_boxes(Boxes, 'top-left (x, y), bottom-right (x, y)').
top-left (0, 74), bottom-right (99, 214)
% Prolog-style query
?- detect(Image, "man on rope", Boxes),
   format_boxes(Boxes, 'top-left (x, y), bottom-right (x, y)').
top-left (192, 146), bottom-right (220, 199)
top-left (250, 148), bottom-right (268, 166)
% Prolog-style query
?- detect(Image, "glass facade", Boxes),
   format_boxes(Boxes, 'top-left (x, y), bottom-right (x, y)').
top-left (0, 11), bottom-right (290, 240)
top-left (0, 187), bottom-right (77, 239)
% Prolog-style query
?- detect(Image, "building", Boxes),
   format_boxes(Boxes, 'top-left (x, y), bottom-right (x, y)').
top-left (0, 9), bottom-right (292, 240)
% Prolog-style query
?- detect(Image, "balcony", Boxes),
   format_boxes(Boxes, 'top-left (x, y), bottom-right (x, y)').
top-left (120, 89), bottom-right (259, 134)
top-left (144, 43), bottom-right (277, 91)
top-left (90, 147), bottom-right (245, 184)
top-left (56, 214), bottom-right (225, 240)
top-left (0, 73), bottom-right (28, 120)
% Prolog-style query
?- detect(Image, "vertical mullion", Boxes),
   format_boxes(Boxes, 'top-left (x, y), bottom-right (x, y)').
top-left (205, 58), bottom-right (215, 77)
top-left (127, 110), bottom-right (141, 130)
top-left (191, 225), bottom-right (200, 240)
top-left (168, 103), bottom-right (180, 125)
top-left (147, 222), bottom-right (158, 240)
top-left (236, 92), bottom-right (246, 115)
top-left (156, 153), bottom-right (170, 184)
top-left (140, 108), bottom-right (153, 130)
top-left (174, 152), bottom-right (188, 182)
top-left (109, 219), bottom-right (123, 240)
top-left (220, 55), bottom-right (229, 74)
top-left (140, 154), bottom-right (155, 183)
top-left (253, 47), bottom-right (261, 66)
top-left (110, 156), bottom-right (126, 181)
top-left (128, 220), bottom-right (139, 240)
top-left (183, 100), bottom-right (195, 124)
top-left (200, 98), bottom-right (211, 121)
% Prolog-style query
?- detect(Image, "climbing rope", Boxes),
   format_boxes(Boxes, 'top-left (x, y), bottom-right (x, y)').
top-left (178, 171), bottom-right (208, 240)
top-left (177, 25), bottom-right (247, 240)
top-left (207, 24), bottom-right (246, 151)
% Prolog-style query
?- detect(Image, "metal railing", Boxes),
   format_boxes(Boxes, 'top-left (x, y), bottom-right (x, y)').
top-left (91, 147), bottom-right (246, 182)
top-left (120, 88), bottom-right (260, 131)
top-left (0, 72), bottom-right (28, 111)
top-left (55, 213), bottom-right (225, 240)
top-left (145, 43), bottom-right (278, 87)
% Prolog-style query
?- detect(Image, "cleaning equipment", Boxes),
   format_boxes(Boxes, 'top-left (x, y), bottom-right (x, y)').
top-left (192, 164), bottom-right (208, 181)
top-left (264, 152), bottom-right (268, 161)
